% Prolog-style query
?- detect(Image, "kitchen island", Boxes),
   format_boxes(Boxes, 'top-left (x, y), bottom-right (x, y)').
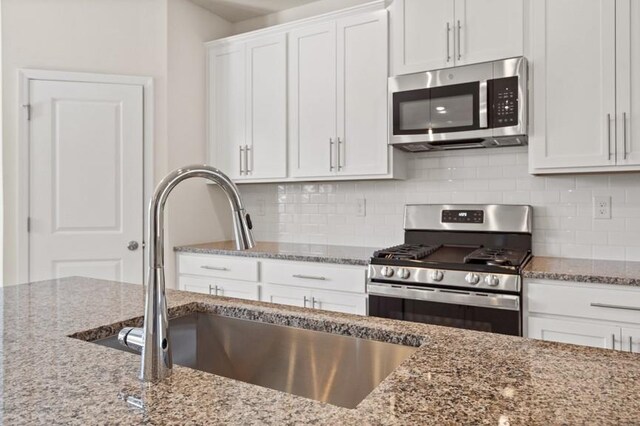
top-left (4, 277), bottom-right (639, 424)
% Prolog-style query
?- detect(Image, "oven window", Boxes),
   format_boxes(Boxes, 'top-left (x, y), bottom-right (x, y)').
top-left (393, 82), bottom-right (481, 135)
top-left (368, 295), bottom-right (521, 336)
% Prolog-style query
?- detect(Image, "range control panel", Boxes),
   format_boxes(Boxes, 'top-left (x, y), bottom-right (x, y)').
top-left (441, 209), bottom-right (485, 224)
top-left (489, 76), bottom-right (519, 128)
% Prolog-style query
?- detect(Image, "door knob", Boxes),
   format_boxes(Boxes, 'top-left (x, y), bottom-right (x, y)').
top-left (127, 241), bottom-right (140, 251)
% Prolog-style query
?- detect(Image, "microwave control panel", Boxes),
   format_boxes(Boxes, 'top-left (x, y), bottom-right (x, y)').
top-left (489, 76), bottom-right (519, 128)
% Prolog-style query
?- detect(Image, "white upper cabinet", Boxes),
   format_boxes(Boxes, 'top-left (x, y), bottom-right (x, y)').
top-left (391, 0), bottom-right (523, 75)
top-left (289, 22), bottom-right (337, 178)
top-left (392, 0), bottom-right (454, 74)
top-left (336, 11), bottom-right (389, 176)
top-left (208, 42), bottom-right (245, 180)
top-left (530, 0), bottom-right (616, 171)
top-left (453, 0), bottom-right (524, 66)
top-left (616, 0), bottom-right (640, 166)
top-left (529, 0), bottom-right (640, 174)
top-left (245, 34), bottom-right (288, 179)
top-left (208, 35), bottom-right (287, 181)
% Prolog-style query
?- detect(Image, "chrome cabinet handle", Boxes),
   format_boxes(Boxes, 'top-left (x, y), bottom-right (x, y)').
top-left (457, 20), bottom-right (462, 60)
top-left (329, 138), bottom-right (335, 171)
top-left (239, 146), bottom-right (245, 175)
top-left (311, 296), bottom-right (317, 308)
top-left (303, 296), bottom-right (309, 308)
top-left (209, 285), bottom-right (219, 296)
top-left (607, 114), bottom-right (612, 160)
top-left (623, 112), bottom-right (628, 160)
top-left (612, 333), bottom-right (616, 350)
top-left (337, 137), bottom-right (343, 171)
top-left (446, 22), bottom-right (451, 62)
top-left (630, 336), bottom-right (634, 353)
top-left (292, 274), bottom-right (327, 281)
top-left (127, 241), bottom-right (139, 251)
top-left (245, 145), bottom-right (252, 174)
top-left (590, 302), bottom-right (640, 312)
top-left (201, 265), bottom-right (229, 271)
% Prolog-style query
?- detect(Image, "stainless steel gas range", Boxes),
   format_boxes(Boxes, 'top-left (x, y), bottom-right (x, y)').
top-left (367, 204), bottom-right (533, 336)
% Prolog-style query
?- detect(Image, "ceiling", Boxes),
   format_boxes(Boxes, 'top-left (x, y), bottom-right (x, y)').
top-left (191, 0), bottom-right (321, 23)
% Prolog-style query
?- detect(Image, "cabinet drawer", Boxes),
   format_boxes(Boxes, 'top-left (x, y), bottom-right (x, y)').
top-left (528, 316), bottom-right (618, 350)
top-left (262, 261), bottom-right (366, 293)
top-left (178, 254), bottom-right (259, 282)
top-left (180, 276), bottom-right (259, 301)
top-left (527, 282), bottom-right (640, 324)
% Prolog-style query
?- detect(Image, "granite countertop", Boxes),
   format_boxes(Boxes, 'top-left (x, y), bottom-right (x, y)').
top-left (524, 256), bottom-right (640, 287)
top-left (174, 241), bottom-right (377, 266)
top-left (4, 276), bottom-right (640, 424)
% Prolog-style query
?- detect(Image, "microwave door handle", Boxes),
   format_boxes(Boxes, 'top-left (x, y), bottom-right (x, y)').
top-left (479, 80), bottom-right (488, 129)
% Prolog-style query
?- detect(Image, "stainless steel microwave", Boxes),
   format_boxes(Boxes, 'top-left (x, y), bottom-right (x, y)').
top-left (389, 57), bottom-right (528, 152)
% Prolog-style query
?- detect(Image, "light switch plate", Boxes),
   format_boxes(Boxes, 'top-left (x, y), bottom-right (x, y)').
top-left (593, 196), bottom-right (611, 219)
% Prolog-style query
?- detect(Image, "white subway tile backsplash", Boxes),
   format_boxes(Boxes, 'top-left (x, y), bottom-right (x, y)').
top-left (240, 147), bottom-right (640, 261)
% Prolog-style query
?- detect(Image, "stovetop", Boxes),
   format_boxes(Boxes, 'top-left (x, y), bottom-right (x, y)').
top-left (371, 243), bottom-right (530, 274)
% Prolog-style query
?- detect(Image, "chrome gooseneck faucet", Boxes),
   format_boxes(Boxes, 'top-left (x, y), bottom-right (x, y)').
top-left (119, 165), bottom-right (255, 382)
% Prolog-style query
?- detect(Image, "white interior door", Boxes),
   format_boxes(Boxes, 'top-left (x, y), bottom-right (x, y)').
top-left (289, 22), bottom-right (337, 178)
top-left (29, 79), bottom-right (144, 284)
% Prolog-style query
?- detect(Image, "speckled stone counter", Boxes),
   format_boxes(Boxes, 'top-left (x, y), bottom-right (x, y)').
top-left (523, 256), bottom-right (640, 287)
top-left (4, 276), bottom-right (640, 424)
top-left (174, 241), bottom-right (377, 266)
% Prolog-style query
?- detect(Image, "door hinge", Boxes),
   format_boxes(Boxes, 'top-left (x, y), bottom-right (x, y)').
top-left (27, 217), bottom-right (31, 233)
top-left (22, 104), bottom-right (31, 121)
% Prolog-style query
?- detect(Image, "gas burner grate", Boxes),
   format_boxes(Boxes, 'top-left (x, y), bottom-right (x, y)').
top-left (464, 247), bottom-right (529, 266)
top-left (373, 244), bottom-right (441, 261)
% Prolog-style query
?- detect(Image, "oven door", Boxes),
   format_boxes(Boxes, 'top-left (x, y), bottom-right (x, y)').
top-left (368, 283), bottom-right (521, 336)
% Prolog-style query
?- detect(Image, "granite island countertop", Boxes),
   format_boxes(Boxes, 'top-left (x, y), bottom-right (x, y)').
top-left (4, 276), bottom-right (640, 424)
top-left (174, 241), bottom-right (378, 266)
top-left (524, 256), bottom-right (640, 287)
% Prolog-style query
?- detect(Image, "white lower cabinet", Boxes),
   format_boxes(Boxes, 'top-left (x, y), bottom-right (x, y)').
top-left (177, 253), bottom-right (367, 316)
top-left (526, 279), bottom-right (640, 353)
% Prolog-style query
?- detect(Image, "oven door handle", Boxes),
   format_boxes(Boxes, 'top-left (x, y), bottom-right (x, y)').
top-left (367, 283), bottom-right (520, 312)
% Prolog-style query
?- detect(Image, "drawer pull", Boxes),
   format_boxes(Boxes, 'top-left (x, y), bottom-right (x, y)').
top-left (590, 302), bottom-right (640, 312)
top-left (303, 296), bottom-right (309, 308)
top-left (292, 274), bottom-right (326, 281)
top-left (201, 265), bottom-right (229, 272)
top-left (612, 333), bottom-right (616, 350)
top-left (630, 336), bottom-right (634, 353)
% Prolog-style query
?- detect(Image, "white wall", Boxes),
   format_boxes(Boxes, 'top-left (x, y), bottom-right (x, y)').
top-left (165, 0), bottom-right (233, 288)
top-left (1, 0), bottom-right (232, 286)
top-left (232, 0), bottom-right (380, 34)
top-left (240, 147), bottom-right (640, 262)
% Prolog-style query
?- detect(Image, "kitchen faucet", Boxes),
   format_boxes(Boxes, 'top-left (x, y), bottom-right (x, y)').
top-left (118, 165), bottom-right (255, 382)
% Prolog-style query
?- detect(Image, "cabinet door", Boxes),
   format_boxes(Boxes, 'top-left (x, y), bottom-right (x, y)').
top-left (530, 0), bottom-right (616, 171)
top-left (616, 0), bottom-right (640, 166)
top-left (621, 326), bottom-right (640, 353)
top-left (336, 11), bottom-right (389, 176)
top-left (454, 0), bottom-right (523, 66)
top-left (245, 34), bottom-right (288, 179)
top-left (391, 0), bottom-right (455, 75)
top-left (261, 283), bottom-right (310, 308)
top-left (215, 279), bottom-right (260, 301)
top-left (208, 43), bottom-right (245, 179)
top-left (311, 289), bottom-right (367, 315)
top-left (528, 316), bottom-right (620, 350)
top-left (289, 22), bottom-right (337, 178)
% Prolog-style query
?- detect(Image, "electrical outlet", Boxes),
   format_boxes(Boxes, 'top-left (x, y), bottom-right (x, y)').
top-left (257, 199), bottom-right (266, 216)
top-left (593, 196), bottom-right (611, 219)
top-left (356, 198), bottom-right (366, 217)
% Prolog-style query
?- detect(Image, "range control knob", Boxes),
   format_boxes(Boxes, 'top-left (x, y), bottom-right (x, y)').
top-left (397, 268), bottom-right (410, 279)
top-left (465, 273), bottom-right (480, 285)
top-left (380, 266), bottom-right (394, 278)
top-left (485, 275), bottom-right (500, 287)
top-left (430, 270), bottom-right (444, 282)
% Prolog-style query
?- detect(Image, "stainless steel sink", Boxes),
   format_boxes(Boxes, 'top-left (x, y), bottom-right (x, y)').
top-left (94, 312), bottom-right (418, 408)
